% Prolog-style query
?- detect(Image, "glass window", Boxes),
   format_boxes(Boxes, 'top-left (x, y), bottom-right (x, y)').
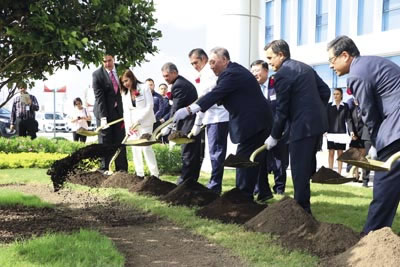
top-left (265, 0), bottom-right (274, 44)
top-left (382, 0), bottom-right (400, 31)
top-left (313, 64), bottom-right (334, 89)
top-left (281, 0), bottom-right (291, 43)
top-left (358, 0), bottom-right (374, 35)
top-left (336, 0), bottom-right (351, 36)
top-left (316, 0), bottom-right (328, 43)
top-left (298, 0), bottom-right (309, 45)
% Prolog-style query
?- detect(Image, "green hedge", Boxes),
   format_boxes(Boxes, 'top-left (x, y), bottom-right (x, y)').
top-left (0, 137), bottom-right (182, 175)
top-left (0, 137), bottom-right (85, 154)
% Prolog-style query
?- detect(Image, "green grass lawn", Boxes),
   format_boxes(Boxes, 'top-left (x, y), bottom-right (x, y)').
top-left (1, 168), bottom-right (400, 266)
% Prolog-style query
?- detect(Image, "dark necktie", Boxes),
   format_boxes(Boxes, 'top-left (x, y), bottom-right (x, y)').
top-left (109, 71), bottom-right (119, 94)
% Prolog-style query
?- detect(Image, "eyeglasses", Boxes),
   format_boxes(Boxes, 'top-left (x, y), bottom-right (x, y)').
top-left (328, 56), bottom-right (338, 64)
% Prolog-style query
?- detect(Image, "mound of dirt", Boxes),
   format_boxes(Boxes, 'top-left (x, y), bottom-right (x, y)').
top-left (321, 227), bottom-right (400, 267)
top-left (101, 172), bottom-right (143, 189)
top-left (129, 176), bottom-right (176, 197)
top-left (168, 131), bottom-right (187, 141)
top-left (245, 197), bottom-right (359, 257)
top-left (47, 143), bottom-right (120, 190)
top-left (223, 154), bottom-right (258, 168)
top-left (161, 179), bottom-right (219, 207)
top-left (338, 147), bottom-right (368, 162)
top-left (311, 166), bottom-right (354, 184)
top-left (67, 171), bottom-right (107, 187)
top-left (196, 188), bottom-right (267, 224)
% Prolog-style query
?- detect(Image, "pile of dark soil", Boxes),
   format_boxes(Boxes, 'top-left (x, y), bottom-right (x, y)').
top-left (161, 179), bottom-right (219, 207)
top-left (47, 144), bottom-right (120, 191)
top-left (338, 147), bottom-right (368, 162)
top-left (168, 131), bottom-right (187, 141)
top-left (139, 133), bottom-right (152, 140)
top-left (311, 166), bottom-right (355, 184)
top-left (101, 172), bottom-right (143, 189)
top-left (321, 227), bottom-right (400, 266)
top-left (67, 171), bottom-right (107, 187)
top-left (196, 188), bottom-right (267, 224)
top-left (223, 154), bottom-right (258, 168)
top-left (245, 197), bottom-right (359, 257)
top-left (129, 175), bottom-right (176, 197)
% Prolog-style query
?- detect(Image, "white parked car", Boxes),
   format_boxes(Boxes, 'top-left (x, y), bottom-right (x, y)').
top-left (36, 112), bottom-right (70, 132)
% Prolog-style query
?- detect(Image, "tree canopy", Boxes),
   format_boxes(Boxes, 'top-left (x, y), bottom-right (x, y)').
top-left (0, 0), bottom-right (161, 107)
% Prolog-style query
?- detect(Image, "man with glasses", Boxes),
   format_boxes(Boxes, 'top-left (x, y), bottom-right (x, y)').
top-left (327, 35), bottom-right (400, 236)
top-left (263, 39), bottom-right (330, 214)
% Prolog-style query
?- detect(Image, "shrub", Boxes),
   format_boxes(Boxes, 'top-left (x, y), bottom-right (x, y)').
top-left (0, 137), bottom-right (85, 154)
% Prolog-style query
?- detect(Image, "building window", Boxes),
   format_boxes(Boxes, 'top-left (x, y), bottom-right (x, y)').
top-left (313, 64), bottom-right (334, 89)
top-left (281, 0), bottom-right (291, 43)
top-left (298, 0), bottom-right (309, 45)
top-left (265, 0), bottom-right (274, 44)
top-left (336, 0), bottom-right (351, 36)
top-left (382, 0), bottom-right (400, 31)
top-left (358, 0), bottom-right (374, 35)
top-left (315, 0), bottom-right (328, 43)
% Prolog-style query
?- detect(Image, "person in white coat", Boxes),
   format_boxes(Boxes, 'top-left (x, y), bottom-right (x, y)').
top-left (120, 69), bottom-right (159, 178)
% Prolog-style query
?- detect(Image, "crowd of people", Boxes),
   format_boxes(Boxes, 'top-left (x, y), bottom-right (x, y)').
top-left (9, 34), bottom-right (398, 238)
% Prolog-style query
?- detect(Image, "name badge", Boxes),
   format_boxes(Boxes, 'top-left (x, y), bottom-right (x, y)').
top-left (270, 94), bottom-right (276, 101)
top-left (26, 106), bottom-right (30, 111)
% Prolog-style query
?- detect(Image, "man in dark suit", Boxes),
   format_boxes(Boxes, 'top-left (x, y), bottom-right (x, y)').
top-left (264, 40), bottom-right (330, 214)
top-left (250, 60), bottom-right (289, 196)
top-left (327, 35), bottom-right (400, 235)
top-left (161, 62), bottom-right (202, 184)
top-left (92, 54), bottom-right (128, 172)
top-left (172, 47), bottom-right (273, 201)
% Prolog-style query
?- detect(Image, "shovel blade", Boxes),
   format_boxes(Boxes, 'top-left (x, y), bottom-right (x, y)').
top-left (223, 154), bottom-right (259, 168)
top-left (76, 128), bottom-right (99, 137)
top-left (170, 137), bottom-right (195, 145)
top-left (339, 159), bottom-right (389, 171)
top-left (125, 139), bottom-right (160, 146)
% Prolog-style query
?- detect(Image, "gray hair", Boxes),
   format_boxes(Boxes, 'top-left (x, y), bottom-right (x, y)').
top-left (161, 62), bottom-right (179, 73)
top-left (209, 47), bottom-right (230, 61)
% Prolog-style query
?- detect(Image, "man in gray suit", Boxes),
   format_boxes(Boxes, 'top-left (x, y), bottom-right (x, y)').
top-left (264, 40), bottom-right (330, 214)
top-left (327, 35), bottom-right (400, 236)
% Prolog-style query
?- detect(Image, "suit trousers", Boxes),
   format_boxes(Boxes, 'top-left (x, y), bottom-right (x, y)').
top-left (97, 115), bottom-right (128, 172)
top-left (236, 128), bottom-right (270, 199)
top-left (289, 135), bottom-right (319, 213)
top-left (363, 156), bottom-right (400, 234)
top-left (206, 121), bottom-right (229, 194)
top-left (131, 125), bottom-right (159, 177)
top-left (177, 133), bottom-right (202, 184)
top-left (269, 141), bottom-right (289, 193)
top-left (16, 118), bottom-right (37, 139)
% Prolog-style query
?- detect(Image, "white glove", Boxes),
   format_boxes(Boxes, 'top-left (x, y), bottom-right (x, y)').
top-left (100, 117), bottom-right (107, 127)
top-left (265, 135), bottom-right (278, 150)
top-left (172, 103), bottom-right (201, 123)
top-left (160, 125), bottom-right (173, 136)
top-left (190, 124), bottom-right (202, 137)
top-left (368, 146), bottom-right (377, 160)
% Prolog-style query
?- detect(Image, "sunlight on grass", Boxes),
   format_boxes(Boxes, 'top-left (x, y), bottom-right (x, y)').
top-left (0, 229), bottom-right (124, 267)
top-left (0, 190), bottom-right (53, 208)
top-left (0, 169), bottom-right (50, 185)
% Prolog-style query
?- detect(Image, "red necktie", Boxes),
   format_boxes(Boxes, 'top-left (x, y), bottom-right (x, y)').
top-left (109, 71), bottom-right (119, 94)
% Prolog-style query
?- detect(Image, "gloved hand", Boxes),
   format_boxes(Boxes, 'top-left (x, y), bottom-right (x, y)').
top-left (368, 146), bottom-right (377, 160)
top-left (265, 135), bottom-right (278, 150)
top-left (10, 125), bottom-right (15, 131)
top-left (160, 125), bottom-right (173, 136)
top-left (100, 117), bottom-right (107, 127)
top-left (189, 124), bottom-right (202, 137)
top-left (173, 103), bottom-right (201, 123)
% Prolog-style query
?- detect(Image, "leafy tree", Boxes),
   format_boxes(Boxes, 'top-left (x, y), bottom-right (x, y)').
top-left (0, 0), bottom-right (161, 107)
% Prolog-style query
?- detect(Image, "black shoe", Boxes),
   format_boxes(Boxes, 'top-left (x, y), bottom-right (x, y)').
top-left (257, 194), bottom-right (273, 202)
top-left (275, 191), bottom-right (284, 195)
top-left (362, 182), bottom-right (369, 187)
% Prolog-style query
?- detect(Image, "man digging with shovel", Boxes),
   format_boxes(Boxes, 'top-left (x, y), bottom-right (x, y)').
top-left (172, 47), bottom-right (274, 202)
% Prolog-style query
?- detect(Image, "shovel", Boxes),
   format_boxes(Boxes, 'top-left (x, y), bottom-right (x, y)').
top-left (338, 151), bottom-right (400, 171)
top-left (125, 117), bottom-right (174, 146)
top-left (168, 124), bottom-right (207, 145)
top-left (223, 144), bottom-right (267, 168)
top-left (76, 117), bottom-right (124, 137)
top-left (106, 123), bottom-right (140, 174)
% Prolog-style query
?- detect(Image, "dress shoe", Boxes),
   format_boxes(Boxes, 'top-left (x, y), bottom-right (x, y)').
top-left (257, 194), bottom-right (273, 202)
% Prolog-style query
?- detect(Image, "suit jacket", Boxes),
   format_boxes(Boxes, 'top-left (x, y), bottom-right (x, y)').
top-left (327, 102), bottom-right (349, 134)
top-left (197, 62), bottom-right (273, 144)
top-left (92, 66), bottom-right (124, 121)
top-left (271, 58), bottom-right (330, 142)
top-left (170, 75), bottom-right (198, 134)
top-left (121, 83), bottom-right (156, 133)
top-left (348, 56), bottom-right (400, 153)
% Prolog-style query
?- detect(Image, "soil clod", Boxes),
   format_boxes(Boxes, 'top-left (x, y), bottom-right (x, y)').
top-left (311, 166), bottom-right (355, 184)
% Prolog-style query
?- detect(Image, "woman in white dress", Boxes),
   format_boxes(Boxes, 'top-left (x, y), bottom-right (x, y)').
top-left (70, 97), bottom-right (91, 143)
top-left (120, 69), bottom-right (159, 178)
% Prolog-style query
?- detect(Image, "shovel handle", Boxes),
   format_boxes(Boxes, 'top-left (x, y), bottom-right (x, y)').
top-left (153, 117), bottom-right (174, 140)
top-left (97, 117), bottom-right (124, 132)
top-left (385, 151), bottom-right (400, 170)
top-left (249, 144), bottom-right (267, 162)
top-left (187, 124), bottom-right (206, 139)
